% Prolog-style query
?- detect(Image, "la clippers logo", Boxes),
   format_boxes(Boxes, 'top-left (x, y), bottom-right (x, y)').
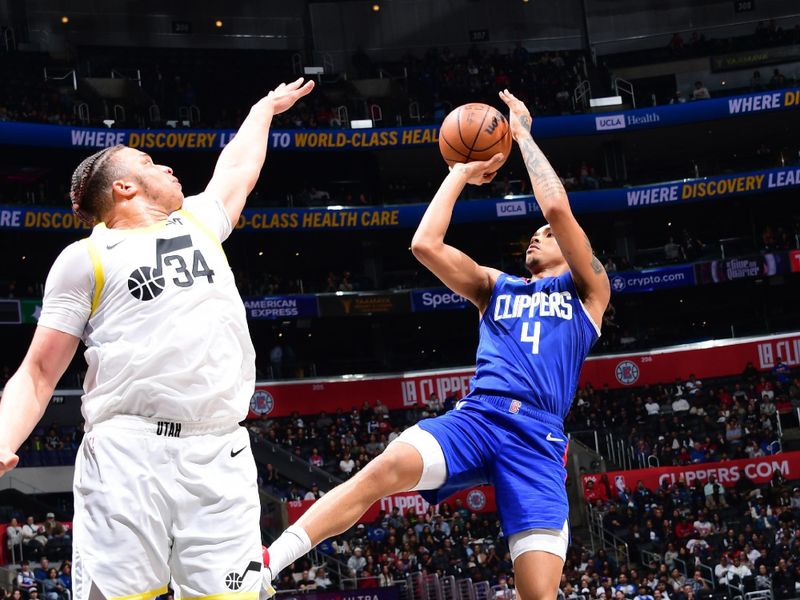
top-left (509, 400), bottom-right (522, 414)
top-left (250, 390), bottom-right (274, 416)
top-left (615, 360), bottom-right (640, 385)
top-left (466, 489), bottom-right (487, 511)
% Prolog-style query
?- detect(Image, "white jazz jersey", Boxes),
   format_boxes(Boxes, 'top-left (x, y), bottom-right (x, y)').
top-left (38, 193), bottom-right (256, 427)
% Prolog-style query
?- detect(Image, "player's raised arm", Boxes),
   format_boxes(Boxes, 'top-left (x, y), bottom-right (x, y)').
top-left (499, 89), bottom-right (610, 325)
top-left (205, 78), bottom-right (314, 227)
top-left (411, 154), bottom-right (505, 313)
top-left (0, 327), bottom-right (80, 477)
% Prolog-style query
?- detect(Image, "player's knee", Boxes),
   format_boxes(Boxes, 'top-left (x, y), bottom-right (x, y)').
top-left (358, 446), bottom-right (421, 495)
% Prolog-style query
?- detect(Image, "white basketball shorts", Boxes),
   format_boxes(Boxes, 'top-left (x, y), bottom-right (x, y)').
top-left (72, 416), bottom-right (263, 600)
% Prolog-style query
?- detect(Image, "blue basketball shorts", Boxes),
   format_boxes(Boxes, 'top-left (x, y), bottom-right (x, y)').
top-left (415, 392), bottom-right (569, 537)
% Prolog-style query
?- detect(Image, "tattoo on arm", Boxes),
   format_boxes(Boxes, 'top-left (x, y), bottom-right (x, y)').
top-left (517, 131), bottom-right (566, 205)
top-left (584, 233), bottom-right (605, 276)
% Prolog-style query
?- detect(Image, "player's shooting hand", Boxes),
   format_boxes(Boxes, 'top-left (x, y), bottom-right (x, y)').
top-left (450, 153), bottom-right (505, 186)
top-left (265, 78), bottom-right (315, 115)
top-left (0, 446), bottom-right (19, 478)
top-left (499, 89), bottom-right (532, 142)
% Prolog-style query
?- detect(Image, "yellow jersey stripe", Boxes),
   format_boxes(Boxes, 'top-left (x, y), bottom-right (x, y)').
top-left (108, 585), bottom-right (168, 600)
top-left (86, 239), bottom-right (105, 317)
top-left (178, 208), bottom-right (228, 263)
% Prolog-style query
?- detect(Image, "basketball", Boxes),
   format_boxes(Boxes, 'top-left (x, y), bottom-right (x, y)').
top-left (438, 103), bottom-right (512, 170)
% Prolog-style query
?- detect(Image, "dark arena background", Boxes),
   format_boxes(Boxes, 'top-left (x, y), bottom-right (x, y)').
top-left (1, 0), bottom-right (800, 598)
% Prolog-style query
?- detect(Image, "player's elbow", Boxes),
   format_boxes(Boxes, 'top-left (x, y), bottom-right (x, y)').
top-left (410, 239), bottom-right (439, 261)
top-left (541, 200), bottom-right (571, 224)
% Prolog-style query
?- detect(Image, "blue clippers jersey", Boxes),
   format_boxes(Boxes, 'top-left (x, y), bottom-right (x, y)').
top-left (471, 271), bottom-right (600, 419)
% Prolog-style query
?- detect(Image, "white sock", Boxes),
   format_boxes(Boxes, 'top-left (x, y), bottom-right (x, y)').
top-left (267, 525), bottom-right (312, 579)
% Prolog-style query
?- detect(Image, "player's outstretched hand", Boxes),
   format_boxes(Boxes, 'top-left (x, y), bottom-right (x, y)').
top-left (0, 447), bottom-right (19, 478)
top-left (499, 89), bottom-right (532, 142)
top-left (265, 78), bottom-right (315, 115)
top-left (450, 153), bottom-right (505, 186)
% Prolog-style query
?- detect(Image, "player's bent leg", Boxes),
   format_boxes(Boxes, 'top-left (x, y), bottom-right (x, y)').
top-left (510, 525), bottom-right (569, 600)
top-left (296, 426), bottom-right (438, 544)
top-left (265, 425), bottom-right (446, 586)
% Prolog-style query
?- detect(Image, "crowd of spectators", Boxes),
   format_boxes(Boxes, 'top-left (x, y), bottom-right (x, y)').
top-left (579, 464), bottom-right (800, 600)
top-left (1, 16), bottom-right (799, 133)
top-left (4, 512), bottom-right (73, 599)
top-left (273, 503), bottom-right (514, 592)
top-left (248, 397), bottom-right (452, 499)
top-left (12, 422), bottom-right (83, 468)
top-left (1, 557), bottom-right (72, 600)
top-left (566, 363), bottom-right (795, 469)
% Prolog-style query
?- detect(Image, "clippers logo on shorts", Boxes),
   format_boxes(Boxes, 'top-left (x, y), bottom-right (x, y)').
top-left (225, 561), bottom-right (261, 591)
top-left (250, 390), bottom-right (274, 416)
top-left (127, 233), bottom-right (216, 301)
top-left (466, 489), bottom-right (487, 511)
top-left (595, 115), bottom-right (626, 131)
top-left (156, 421), bottom-right (182, 437)
top-left (509, 400), bottom-right (522, 414)
top-left (615, 360), bottom-right (640, 385)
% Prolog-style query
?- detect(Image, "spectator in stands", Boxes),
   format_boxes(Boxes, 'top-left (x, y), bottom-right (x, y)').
top-left (16, 562), bottom-right (37, 597)
top-left (664, 237), bottom-right (683, 263)
top-left (21, 516), bottom-right (45, 560)
top-left (34, 557), bottom-right (51, 581)
top-left (44, 428), bottom-right (63, 451)
top-left (770, 69), bottom-right (787, 89)
top-left (310, 566), bottom-right (329, 589)
top-left (773, 359), bottom-right (791, 386)
top-left (715, 555), bottom-right (731, 585)
top-left (304, 483), bottom-right (325, 500)
top-left (671, 393), bottom-right (690, 414)
top-left (692, 82), bottom-right (711, 100)
top-left (703, 476), bottom-right (728, 508)
top-left (692, 511), bottom-right (714, 537)
top-left (58, 563), bottom-right (71, 594)
top-left (308, 448), bottom-right (323, 468)
top-left (339, 451), bottom-right (355, 477)
top-left (347, 546), bottom-right (367, 576)
top-left (43, 513), bottom-right (70, 560)
top-left (725, 554), bottom-right (752, 586)
top-left (296, 570), bottom-right (316, 590)
top-left (6, 517), bottom-right (22, 554)
top-left (42, 568), bottom-right (68, 600)
top-left (750, 70), bottom-right (764, 91)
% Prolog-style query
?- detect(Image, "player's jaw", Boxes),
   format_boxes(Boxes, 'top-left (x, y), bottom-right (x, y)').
top-left (524, 226), bottom-right (565, 274)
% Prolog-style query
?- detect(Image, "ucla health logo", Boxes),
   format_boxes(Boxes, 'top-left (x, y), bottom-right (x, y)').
top-left (595, 114), bottom-right (626, 131)
top-left (610, 275), bottom-right (627, 292)
top-left (250, 390), bottom-right (275, 416)
top-left (466, 489), bottom-right (487, 511)
top-left (615, 360), bottom-right (640, 385)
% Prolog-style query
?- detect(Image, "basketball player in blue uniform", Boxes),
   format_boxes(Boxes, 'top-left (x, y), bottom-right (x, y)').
top-left (263, 89), bottom-right (609, 600)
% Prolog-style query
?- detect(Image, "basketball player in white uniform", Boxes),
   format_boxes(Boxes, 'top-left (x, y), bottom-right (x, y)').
top-left (0, 78), bottom-right (314, 600)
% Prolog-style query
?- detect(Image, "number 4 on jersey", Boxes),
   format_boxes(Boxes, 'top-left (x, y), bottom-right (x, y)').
top-left (521, 321), bottom-right (541, 354)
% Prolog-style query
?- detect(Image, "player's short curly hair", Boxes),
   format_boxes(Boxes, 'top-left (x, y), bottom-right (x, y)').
top-left (69, 144), bottom-right (127, 225)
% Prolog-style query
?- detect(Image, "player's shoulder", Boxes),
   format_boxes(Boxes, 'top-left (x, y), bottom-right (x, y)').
top-left (54, 237), bottom-right (94, 267)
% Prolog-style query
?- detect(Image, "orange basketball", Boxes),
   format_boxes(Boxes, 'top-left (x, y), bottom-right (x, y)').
top-left (438, 103), bottom-right (512, 170)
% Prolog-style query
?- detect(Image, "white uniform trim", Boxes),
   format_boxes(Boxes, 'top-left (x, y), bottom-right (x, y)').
top-left (509, 520), bottom-right (569, 562)
top-left (388, 425), bottom-right (447, 490)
